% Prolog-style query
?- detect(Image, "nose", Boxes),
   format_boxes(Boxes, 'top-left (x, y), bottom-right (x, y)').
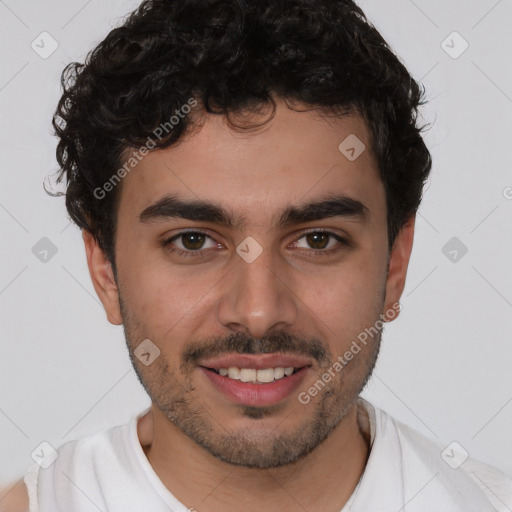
top-left (216, 243), bottom-right (299, 340)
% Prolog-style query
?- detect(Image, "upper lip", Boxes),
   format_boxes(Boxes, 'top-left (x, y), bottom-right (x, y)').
top-left (198, 353), bottom-right (313, 371)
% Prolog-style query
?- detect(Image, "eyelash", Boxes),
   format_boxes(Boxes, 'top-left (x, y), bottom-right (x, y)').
top-left (163, 229), bottom-right (348, 259)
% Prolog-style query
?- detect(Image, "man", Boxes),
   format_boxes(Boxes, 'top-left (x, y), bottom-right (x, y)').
top-left (2, 0), bottom-right (511, 510)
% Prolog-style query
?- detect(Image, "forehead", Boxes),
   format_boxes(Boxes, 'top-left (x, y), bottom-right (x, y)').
top-left (116, 101), bottom-right (384, 228)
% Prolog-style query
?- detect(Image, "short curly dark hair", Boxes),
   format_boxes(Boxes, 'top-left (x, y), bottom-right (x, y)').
top-left (51, 0), bottom-right (431, 268)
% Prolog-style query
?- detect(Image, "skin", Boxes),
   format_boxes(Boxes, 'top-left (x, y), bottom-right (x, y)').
top-left (0, 481), bottom-right (28, 512)
top-left (1, 98), bottom-right (415, 512)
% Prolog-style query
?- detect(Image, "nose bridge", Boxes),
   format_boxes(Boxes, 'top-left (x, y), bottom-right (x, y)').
top-left (216, 240), bottom-right (298, 338)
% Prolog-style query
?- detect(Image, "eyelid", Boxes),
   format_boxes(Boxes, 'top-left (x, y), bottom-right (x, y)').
top-left (163, 227), bottom-right (349, 258)
top-left (294, 226), bottom-right (350, 241)
top-left (288, 228), bottom-right (349, 252)
top-left (164, 229), bottom-right (221, 255)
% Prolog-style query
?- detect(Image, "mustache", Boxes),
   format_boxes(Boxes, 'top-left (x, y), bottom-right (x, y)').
top-left (181, 329), bottom-right (330, 367)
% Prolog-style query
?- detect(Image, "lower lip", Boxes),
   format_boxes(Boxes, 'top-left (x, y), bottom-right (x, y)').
top-left (199, 367), bottom-right (310, 407)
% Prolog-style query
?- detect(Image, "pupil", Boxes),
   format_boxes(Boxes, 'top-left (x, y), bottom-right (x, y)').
top-left (183, 233), bottom-right (205, 250)
top-left (307, 233), bottom-right (329, 249)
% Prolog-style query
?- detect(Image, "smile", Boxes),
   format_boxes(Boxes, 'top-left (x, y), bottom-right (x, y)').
top-left (208, 366), bottom-right (300, 384)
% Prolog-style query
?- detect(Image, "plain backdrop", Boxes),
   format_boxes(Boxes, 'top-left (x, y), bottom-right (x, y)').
top-left (1, 0), bottom-right (511, 485)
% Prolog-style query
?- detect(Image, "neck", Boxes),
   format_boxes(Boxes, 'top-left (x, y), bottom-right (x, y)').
top-left (139, 399), bottom-right (371, 512)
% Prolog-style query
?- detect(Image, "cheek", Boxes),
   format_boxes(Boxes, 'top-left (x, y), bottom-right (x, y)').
top-left (119, 259), bottom-right (218, 344)
top-left (304, 259), bottom-right (383, 314)
top-left (296, 258), bottom-right (385, 351)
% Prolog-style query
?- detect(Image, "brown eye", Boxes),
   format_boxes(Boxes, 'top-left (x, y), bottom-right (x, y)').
top-left (163, 231), bottom-right (219, 258)
top-left (292, 231), bottom-right (346, 253)
top-left (180, 232), bottom-right (207, 250)
top-left (305, 232), bottom-right (330, 249)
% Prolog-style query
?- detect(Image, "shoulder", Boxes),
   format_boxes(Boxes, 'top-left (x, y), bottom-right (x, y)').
top-left (3, 415), bottom-right (140, 512)
top-left (386, 408), bottom-right (512, 510)
top-left (39, 420), bottom-right (133, 479)
top-left (462, 456), bottom-right (512, 512)
top-left (0, 430), bottom-right (109, 512)
top-left (0, 480), bottom-right (29, 512)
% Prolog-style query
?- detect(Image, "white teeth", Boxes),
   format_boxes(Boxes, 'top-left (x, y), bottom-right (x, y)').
top-left (257, 368), bottom-right (275, 383)
top-left (227, 367), bottom-right (240, 380)
top-left (273, 367), bottom-right (285, 379)
top-left (240, 368), bottom-right (257, 382)
top-left (216, 366), bottom-right (298, 383)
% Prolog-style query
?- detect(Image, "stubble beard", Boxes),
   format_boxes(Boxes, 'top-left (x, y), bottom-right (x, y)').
top-left (119, 292), bottom-right (382, 469)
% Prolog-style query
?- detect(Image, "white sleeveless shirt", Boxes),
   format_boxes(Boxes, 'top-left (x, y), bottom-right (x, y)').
top-left (23, 398), bottom-right (512, 511)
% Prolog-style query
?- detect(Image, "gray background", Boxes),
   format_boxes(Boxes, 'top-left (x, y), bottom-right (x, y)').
top-left (1, 0), bottom-right (511, 485)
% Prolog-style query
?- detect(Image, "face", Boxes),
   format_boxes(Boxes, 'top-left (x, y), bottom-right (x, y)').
top-left (85, 99), bottom-right (414, 468)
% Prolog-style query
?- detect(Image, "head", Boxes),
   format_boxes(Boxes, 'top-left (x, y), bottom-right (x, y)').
top-left (51, 0), bottom-right (431, 468)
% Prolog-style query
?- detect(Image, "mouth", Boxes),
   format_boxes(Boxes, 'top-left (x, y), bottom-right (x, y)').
top-left (205, 366), bottom-right (302, 383)
top-left (198, 354), bottom-right (313, 407)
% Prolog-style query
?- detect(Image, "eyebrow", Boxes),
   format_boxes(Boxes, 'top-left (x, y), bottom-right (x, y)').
top-left (139, 193), bottom-right (369, 229)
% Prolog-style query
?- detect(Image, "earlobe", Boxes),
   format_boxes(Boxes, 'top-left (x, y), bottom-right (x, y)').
top-left (82, 230), bottom-right (123, 325)
top-left (382, 215), bottom-right (416, 322)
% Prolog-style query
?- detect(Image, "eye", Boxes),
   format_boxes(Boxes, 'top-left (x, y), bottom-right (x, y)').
top-left (163, 230), bottom-right (219, 258)
top-left (290, 230), bottom-right (347, 255)
top-left (163, 229), bottom-right (348, 260)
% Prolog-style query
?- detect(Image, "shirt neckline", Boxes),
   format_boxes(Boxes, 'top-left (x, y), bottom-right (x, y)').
top-left (128, 397), bottom-right (378, 511)
top-left (128, 406), bottom-right (189, 510)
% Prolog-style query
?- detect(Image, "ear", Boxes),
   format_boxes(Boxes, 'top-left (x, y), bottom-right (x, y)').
top-left (82, 230), bottom-right (123, 325)
top-left (382, 215), bottom-right (415, 322)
